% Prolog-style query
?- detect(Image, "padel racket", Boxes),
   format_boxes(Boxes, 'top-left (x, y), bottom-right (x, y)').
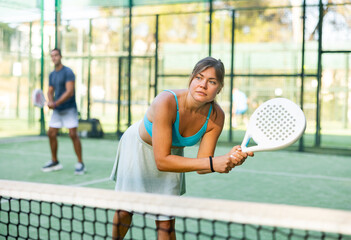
top-left (241, 98), bottom-right (306, 153)
top-left (32, 89), bottom-right (46, 108)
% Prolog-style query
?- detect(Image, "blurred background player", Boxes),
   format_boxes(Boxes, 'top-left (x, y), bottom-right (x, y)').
top-left (41, 48), bottom-right (85, 175)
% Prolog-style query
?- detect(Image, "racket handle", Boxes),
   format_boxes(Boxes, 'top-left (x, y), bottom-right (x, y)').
top-left (241, 145), bottom-right (263, 153)
top-left (240, 132), bottom-right (251, 152)
top-left (242, 144), bottom-right (290, 153)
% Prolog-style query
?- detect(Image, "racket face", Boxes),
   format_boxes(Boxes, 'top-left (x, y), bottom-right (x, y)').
top-left (242, 98), bottom-right (306, 152)
top-left (32, 89), bottom-right (45, 108)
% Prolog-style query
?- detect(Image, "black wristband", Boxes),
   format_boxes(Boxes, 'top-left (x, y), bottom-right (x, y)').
top-left (209, 156), bottom-right (215, 172)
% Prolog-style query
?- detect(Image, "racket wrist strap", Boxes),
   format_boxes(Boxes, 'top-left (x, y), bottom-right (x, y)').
top-left (209, 156), bottom-right (215, 172)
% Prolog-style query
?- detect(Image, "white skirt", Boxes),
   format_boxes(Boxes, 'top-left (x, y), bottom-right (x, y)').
top-left (110, 120), bottom-right (186, 196)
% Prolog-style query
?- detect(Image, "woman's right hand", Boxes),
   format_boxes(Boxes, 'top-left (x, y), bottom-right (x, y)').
top-left (213, 145), bottom-right (253, 173)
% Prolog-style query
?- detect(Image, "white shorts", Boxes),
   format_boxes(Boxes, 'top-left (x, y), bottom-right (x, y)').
top-left (49, 108), bottom-right (79, 129)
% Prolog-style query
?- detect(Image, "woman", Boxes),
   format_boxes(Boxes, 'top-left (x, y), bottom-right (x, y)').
top-left (110, 57), bottom-right (254, 239)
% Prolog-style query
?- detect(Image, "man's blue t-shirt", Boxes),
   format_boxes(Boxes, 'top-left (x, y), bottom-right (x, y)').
top-left (49, 66), bottom-right (77, 111)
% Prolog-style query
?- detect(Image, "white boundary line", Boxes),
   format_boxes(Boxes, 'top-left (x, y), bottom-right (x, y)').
top-left (0, 149), bottom-right (113, 162)
top-left (236, 169), bottom-right (351, 182)
top-left (71, 178), bottom-right (111, 187)
top-left (0, 136), bottom-right (47, 144)
top-left (1, 150), bottom-right (350, 182)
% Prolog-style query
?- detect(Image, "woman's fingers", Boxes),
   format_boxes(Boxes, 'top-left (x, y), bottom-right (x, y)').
top-left (247, 151), bottom-right (254, 157)
top-left (229, 151), bottom-right (246, 166)
top-left (215, 146), bottom-right (254, 173)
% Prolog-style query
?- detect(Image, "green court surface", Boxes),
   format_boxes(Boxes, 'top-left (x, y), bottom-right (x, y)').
top-left (0, 135), bottom-right (350, 211)
top-left (1, 136), bottom-right (351, 239)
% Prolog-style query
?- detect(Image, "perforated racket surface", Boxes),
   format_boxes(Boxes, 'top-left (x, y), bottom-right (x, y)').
top-left (241, 98), bottom-right (306, 152)
top-left (32, 89), bottom-right (46, 108)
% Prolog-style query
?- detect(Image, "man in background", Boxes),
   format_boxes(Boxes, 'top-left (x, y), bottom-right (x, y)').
top-left (41, 48), bottom-right (85, 175)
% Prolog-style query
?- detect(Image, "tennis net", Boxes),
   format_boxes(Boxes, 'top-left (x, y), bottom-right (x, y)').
top-left (1, 180), bottom-right (351, 240)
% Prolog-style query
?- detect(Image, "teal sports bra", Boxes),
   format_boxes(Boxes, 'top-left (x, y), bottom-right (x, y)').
top-left (144, 90), bottom-right (212, 147)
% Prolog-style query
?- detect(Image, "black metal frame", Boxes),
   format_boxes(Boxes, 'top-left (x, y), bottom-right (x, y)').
top-left (47, 0), bottom-right (351, 152)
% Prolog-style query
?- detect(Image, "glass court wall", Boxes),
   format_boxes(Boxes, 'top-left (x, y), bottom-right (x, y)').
top-left (0, 0), bottom-right (350, 153)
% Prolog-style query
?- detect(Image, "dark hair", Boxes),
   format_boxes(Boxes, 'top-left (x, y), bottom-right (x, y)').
top-left (51, 48), bottom-right (62, 56)
top-left (189, 57), bottom-right (225, 92)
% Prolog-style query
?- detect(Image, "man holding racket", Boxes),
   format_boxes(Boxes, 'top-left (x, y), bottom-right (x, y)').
top-left (110, 57), bottom-right (254, 239)
top-left (41, 48), bottom-right (85, 175)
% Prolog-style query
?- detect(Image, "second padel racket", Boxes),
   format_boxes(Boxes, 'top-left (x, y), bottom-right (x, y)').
top-left (32, 89), bottom-right (46, 108)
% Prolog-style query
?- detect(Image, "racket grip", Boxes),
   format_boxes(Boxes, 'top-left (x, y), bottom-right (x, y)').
top-left (241, 145), bottom-right (249, 153)
top-left (241, 145), bottom-right (262, 153)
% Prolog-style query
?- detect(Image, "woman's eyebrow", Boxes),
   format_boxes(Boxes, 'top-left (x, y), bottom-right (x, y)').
top-left (198, 73), bottom-right (217, 80)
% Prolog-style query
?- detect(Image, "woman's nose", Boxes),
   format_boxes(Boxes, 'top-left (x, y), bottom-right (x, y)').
top-left (199, 80), bottom-right (207, 88)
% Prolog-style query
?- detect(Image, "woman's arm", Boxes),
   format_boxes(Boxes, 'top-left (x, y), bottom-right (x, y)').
top-left (152, 96), bottom-right (250, 173)
top-left (195, 103), bottom-right (224, 173)
top-left (196, 103), bottom-right (253, 174)
top-left (151, 92), bottom-right (210, 172)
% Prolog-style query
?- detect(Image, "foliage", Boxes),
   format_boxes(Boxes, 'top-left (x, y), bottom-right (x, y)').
top-left (0, 22), bottom-right (16, 51)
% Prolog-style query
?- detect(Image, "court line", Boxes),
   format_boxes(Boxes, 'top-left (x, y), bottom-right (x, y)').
top-left (0, 149), bottom-right (113, 162)
top-left (0, 136), bottom-right (47, 144)
top-left (71, 177), bottom-right (111, 187)
top-left (237, 169), bottom-right (351, 182)
top-left (1, 148), bottom-right (350, 183)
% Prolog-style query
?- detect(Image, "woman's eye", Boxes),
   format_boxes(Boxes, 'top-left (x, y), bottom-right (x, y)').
top-left (210, 81), bottom-right (217, 85)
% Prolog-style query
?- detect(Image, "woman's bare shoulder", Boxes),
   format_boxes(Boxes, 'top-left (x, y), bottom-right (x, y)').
top-left (210, 102), bottom-right (225, 127)
top-left (152, 89), bottom-right (187, 108)
top-left (147, 90), bottom-right (186, 120)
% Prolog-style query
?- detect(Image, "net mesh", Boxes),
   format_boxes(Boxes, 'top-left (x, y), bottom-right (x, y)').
top-left (1, 180), bottom-right (351, 240)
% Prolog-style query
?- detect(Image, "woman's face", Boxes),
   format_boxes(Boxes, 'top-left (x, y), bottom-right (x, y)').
top-left (189, 67), bottom-right (221, 103)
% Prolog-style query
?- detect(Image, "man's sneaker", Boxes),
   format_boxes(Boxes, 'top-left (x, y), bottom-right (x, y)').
top-left (75, 162), bottom-right (85, 175)
top-left (41, 161), bottom-right (63, 172)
